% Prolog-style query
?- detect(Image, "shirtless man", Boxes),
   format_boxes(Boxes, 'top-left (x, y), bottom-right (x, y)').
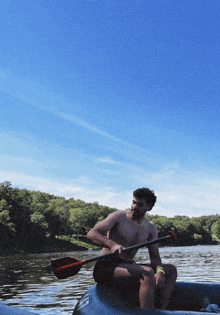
top-left (87, 188), bottom-right (177, 310)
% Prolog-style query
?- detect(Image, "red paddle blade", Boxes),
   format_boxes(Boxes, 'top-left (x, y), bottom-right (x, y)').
top-left (169, 231), bottom-right (177, 242)
top-left (51, 257), bottom-right (84, 280)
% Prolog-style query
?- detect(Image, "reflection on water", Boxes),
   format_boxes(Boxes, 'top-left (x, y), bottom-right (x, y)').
top-left (0, 245), bottom-right (219, 314)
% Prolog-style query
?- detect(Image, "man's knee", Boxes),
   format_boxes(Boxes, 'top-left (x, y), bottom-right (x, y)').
top-left (163, 264), bottom-right (177, 280)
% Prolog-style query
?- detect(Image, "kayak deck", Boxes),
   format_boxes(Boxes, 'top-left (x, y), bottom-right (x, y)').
top-left (73, 281), bottom-right (220, 314)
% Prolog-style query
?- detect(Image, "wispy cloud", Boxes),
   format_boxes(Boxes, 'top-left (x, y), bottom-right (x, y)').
top-left (0, 171), bottom-right (124, 208)
top-left (57, 112), bottom-right (123, 142)
top-left (0, 70), bottom-right (139, 149)
top-left (97, 157), bottom-right (121, 164)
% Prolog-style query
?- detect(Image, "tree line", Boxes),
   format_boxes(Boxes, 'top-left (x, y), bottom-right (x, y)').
top-left (0, 182), bottom-right (219, 253)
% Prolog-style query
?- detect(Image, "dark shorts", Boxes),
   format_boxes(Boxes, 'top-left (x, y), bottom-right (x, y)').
top-left (93, 257), bottom-right (152, 285)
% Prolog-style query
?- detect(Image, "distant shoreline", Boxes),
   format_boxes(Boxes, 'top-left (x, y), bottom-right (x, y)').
top-left (1, 237), bottom-right (218, 256)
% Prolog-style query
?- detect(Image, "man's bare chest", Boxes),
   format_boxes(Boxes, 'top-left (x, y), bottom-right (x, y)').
top-left (109, 216), bottom-right (151, 247)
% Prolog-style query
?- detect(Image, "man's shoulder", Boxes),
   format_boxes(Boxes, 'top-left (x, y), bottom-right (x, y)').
top-left (107, 210), bottom-right (125, 220)
top-left (103, 210), bottom-right (126, 228)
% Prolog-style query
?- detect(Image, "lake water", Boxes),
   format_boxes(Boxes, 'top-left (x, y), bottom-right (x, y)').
top-left (0, 245), bottom-right (220, 314)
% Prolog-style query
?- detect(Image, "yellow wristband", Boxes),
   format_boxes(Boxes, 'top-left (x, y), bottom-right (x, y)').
top-left (155, 267), bottom-right (166, 277)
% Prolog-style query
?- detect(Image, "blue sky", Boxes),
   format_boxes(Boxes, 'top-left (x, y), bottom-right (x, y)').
top-left (1, 0), bottom-right (220, 217)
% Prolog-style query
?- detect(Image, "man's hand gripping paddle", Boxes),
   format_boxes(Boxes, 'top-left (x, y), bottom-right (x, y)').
top-left (51, 231), bottom-right (177, 280)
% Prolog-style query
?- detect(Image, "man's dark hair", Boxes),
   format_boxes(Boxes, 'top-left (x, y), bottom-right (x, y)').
top-left (133, 188), bottom-right (157, 210)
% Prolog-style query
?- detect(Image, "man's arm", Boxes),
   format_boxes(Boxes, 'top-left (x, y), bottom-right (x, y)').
top-left (148, 243), bottom-right (162, 270)
top-left (87, 211), bottom-right (124, 254)
top-left (147, 221), bottom-right (162, 268)
top-left (148, 223), bottom-right (166, 286)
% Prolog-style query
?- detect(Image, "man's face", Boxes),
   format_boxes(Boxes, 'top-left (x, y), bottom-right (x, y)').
top-left (130, 196), bottom-right (151, 220)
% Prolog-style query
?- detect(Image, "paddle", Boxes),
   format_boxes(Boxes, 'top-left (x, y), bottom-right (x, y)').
top-left (51, 231), bottom-right (177, 279)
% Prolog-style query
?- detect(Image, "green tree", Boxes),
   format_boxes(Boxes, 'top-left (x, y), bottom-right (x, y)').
top-left (0, 199), bottom-right (12, 225)
top-left (46, 198), bottom-right (73, 237)
top-left (211, 220), bottom-right (220, 239)
top-left (0, 198), bottom-right (15, 249)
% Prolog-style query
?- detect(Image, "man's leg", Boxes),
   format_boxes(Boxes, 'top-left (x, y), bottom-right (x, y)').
top-left (114, 264), bottom-right (156, 309)
top-left (156, 264), bottom-right (177, 309)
